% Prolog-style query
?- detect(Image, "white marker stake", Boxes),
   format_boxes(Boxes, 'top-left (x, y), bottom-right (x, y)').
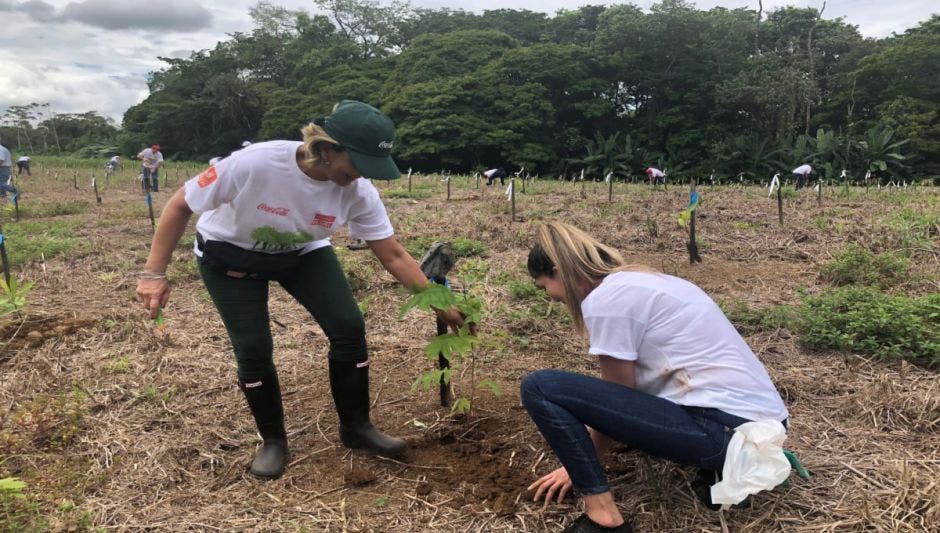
top-left (505, 180), bottom-right (514, 200)
top-left (768, 174), bottom-right (780, 198)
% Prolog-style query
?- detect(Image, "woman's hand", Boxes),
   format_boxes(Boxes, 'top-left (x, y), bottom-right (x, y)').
top-left (136, 277), bottom-right (171, 319)
top-left (434, 306), bottom-right (467, 333)
top-left (528, 466), bottom-right (572, 506)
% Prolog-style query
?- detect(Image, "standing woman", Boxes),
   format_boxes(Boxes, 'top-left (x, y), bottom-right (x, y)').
top-left (136, 100), bottom-right (463, 479)
top-left (521, 222), bottom-right (788, 532)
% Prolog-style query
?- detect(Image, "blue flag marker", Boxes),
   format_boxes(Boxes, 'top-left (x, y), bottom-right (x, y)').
top-left (145, 192), bottom-right (152, 207)
top-left (678, 191), bottom-right (701, 228)
top-left (0, 233), bottom-right (4, 246)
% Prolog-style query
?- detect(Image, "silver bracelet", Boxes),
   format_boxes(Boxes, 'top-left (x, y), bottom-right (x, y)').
top-left (139, 271), bottom-right (167, 280)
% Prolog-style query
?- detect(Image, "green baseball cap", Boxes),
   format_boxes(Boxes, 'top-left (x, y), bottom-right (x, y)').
top-left (322, 100), bottom-right (401, 180)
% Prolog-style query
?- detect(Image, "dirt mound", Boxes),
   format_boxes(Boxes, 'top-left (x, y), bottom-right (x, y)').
top-left (406, 417), bottom-right (534, 516)
top-left (0, 314), bottom-right (96, 351)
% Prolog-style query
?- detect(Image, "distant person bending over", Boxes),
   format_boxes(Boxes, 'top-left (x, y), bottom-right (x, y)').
top-left (644, 167), bottom-right (665, 186)
top-left (0, 142), bottom-right (17, 198)
top-left (105, 155), bottom-right (121, 176)
top-left (16, 155), bottom-right (31, 176)
top-left (791, 164), bottom-right (812, 190)
top-left (135, 100), bottom-right (466, 479)
top-left (521, 222), bottom-right (789, 533)
top-left (484, 167), bottom-right (507, 186)
top-left (137, 144), bottom-right (164, 192)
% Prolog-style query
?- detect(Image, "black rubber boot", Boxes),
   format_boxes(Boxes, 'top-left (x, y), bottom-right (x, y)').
top-left (238, 372), bottom-right (290, 479)
top-left (328, 359), bottom-right (407, 457)
top-left (562, 514), bottom-right (633, 533)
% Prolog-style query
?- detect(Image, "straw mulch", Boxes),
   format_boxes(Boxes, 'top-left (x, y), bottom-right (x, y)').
top-left (1, 172), bottom-right (938, 531)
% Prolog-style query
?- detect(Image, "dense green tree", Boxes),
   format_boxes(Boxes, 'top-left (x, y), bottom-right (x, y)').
top-left (100, 1), bottom-right (939, 175)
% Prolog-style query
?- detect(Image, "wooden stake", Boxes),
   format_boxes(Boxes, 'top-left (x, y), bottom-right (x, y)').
top-left (407, 167), bottom-right (413, 192)
top-left (510, 178), bottom-right (516, 223)
top-left (0, 223), bottom-right (11, 287)
top-left (688, 179), bottom-right (702, 263)
top-left (607, 173), bottom-right (613, 203)
top-left (93, 173), bottom-right (101, 204)
top-left (436, 316), bottom-right (451, 407)
top-left (777, 184), bottom-right (784, 226)
top-left (446, 176), bottom-right (451, 201)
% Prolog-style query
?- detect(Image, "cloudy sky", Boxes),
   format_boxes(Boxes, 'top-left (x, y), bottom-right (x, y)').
top-left (0, 0), bottom-right (936, 125)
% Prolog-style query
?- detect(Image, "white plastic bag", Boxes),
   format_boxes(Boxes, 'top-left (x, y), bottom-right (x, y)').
top-left (710, 420), bottom-right (790, 507)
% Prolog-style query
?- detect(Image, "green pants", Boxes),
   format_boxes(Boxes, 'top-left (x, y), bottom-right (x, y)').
top-left (198, 245), bottom-right (367, 380)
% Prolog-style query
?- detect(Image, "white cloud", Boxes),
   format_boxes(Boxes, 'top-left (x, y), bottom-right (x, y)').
top-left (61, 0), bottom-right (212, 31)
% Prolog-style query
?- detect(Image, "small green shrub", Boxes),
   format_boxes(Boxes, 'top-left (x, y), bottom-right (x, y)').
top-left (105, 356), bottom-right (132, 374)
top-left (879, 207), bottom-right (939, 250)
top-left (32, 200), bottom-right (90, 217)
top-left (0, 478), bottom-right (47, 532)
top-left (720, 300), bottom-right (796, 336)
top-left (796, 287), bottom-right (939, 367)
top-left (507, 278), bottom-right (542, 300)
top-left (3, 220), bottom-right (82, 266)
top-left (1, 391), bottom-right (87, 452)
top-left (819, 244), bottom-right (909, 289)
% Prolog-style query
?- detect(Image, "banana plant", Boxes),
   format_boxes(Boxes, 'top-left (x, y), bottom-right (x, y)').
top-left (856, 125), bottom-right (910, 176)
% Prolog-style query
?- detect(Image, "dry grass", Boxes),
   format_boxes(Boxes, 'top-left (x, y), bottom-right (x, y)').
top-left (1, 169), bottom-right (938, 531)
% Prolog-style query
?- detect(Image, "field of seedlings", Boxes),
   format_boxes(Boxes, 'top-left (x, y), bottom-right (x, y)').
top-left (1, 160), bottom-right (938, 532)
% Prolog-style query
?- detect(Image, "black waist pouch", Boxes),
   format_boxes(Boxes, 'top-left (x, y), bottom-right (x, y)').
top-left (196, 232), bottom-right (302, 279)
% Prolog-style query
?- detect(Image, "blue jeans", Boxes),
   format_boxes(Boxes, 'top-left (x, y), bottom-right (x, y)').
top-left (142, 167), bottom-right (159, 192)
top-left (521, 369), bottom-right (752, 495)
top-left (0, 167), bottom-right (16, 197)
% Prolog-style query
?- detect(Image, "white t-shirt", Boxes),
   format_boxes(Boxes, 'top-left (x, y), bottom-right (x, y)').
top-left (137, 148), bottom-right (164, 170)
top-left (0, 145), bottom-right (11, 167)
top-left (647, 168), bottom-right (665, 178)
top-left (17, 156), bottom-right (30, 163)
top-left (109, 156), bottom-right (121, 165)
top-left (184, 140), bottom-right (394, 256)
top-left (484, 168), bottom-right (498, 177)
top-left (792, 164), bottom-right (812, 175)
top-left (581, 271), bottom-right (788, 422)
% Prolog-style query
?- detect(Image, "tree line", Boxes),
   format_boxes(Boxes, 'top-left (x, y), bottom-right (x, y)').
top-left (4, 0), bottom-right (939, 182)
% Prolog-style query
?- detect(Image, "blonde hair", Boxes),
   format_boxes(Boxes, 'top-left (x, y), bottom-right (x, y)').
top-left (300, 122), bottom-right (342, 165)
top-left (528, 221), bottom-right (657, 332)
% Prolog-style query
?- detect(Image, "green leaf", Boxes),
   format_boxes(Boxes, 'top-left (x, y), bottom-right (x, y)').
top-left (677, 208), bottom-right (692, 228)
top-left (0, 477), bottom-right (26, 494)
top-left (400, 283), bottom-right (457, 316)
top-left (412, 369), bottom-right (448, 392)
top-left (477, 379), bottom-right (502, 396)
top-left (425, 332), bottom-right (478, 359)
top-left (451, 397), bottom-right (471, 414)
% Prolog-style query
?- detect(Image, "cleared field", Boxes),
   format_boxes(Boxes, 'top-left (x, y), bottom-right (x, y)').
top-left (1, 162), bottom-right (938, 531)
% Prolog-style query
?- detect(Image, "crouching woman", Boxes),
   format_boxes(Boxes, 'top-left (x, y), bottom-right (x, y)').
top-left (521, 222), bottom-right (788, 532)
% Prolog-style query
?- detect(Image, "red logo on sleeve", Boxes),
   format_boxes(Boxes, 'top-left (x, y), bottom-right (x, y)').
top-left (311, 213), bottom-right (336, 228)
top-left (197, 166), bottom-right (218, 188)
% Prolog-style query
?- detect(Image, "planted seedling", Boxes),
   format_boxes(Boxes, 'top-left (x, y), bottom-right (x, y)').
top-left (401, 265), bottom-right (495, 416)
